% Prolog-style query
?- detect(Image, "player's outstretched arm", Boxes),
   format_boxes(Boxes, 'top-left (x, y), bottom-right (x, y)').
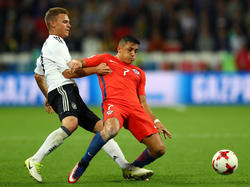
top-left (139, 95), bottom-right (172, 139)
top-left (63, 63), bottom-right (112, 79)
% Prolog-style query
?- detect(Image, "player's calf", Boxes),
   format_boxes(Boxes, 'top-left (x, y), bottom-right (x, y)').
top-left (143, 133), bottom-right (166, 158)
top-left (150, 144), bottom-right (166, 158)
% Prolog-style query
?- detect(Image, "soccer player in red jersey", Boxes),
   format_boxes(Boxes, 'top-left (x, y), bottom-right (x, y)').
top-left (65, 35), bottom-right (172, 183)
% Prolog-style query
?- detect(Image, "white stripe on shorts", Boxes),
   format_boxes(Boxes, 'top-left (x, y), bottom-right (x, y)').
top-left (57, 86), bottom-right (69, 112)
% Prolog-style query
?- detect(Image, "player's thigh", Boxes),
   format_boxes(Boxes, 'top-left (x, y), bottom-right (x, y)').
top-left (102, 103), bottom-right (125, 129)
top-left (128, 108), bottom-right (158, 142)
top-left (48, 84), bottom-right (79, 122)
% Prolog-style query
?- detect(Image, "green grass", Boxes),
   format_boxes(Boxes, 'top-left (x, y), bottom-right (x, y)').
top-left (0, 106), bottom-right (249, 187)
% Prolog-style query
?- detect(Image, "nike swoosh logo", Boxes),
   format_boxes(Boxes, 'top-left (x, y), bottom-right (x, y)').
top-left (68, 166), bottom-right (77, 182)
top-left (28, 162), bottom-right (33, 170)
top-left (109, 60), bottom-right (117, 63)
top-left (87, 152), bottom-right (92, 157)
top-left (68, 173), bottom-right (75, 182)
top-left (113, 155), bottom-right (118, 160)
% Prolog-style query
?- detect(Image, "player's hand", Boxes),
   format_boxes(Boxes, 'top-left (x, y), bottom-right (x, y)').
top-left (96, 63), bottom-right (112, 75)
top-left (68, 59), bottom-right (82, 73)
top-left (155, 122), bottom-right (172, 139)
top-left (45, 98), bottom-right (55, 114)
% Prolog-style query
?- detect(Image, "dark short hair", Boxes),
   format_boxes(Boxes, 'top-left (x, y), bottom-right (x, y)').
top-left (119, 35), bottom-right (140, 45)
top-left (44, 7), bottom-right (69, 29)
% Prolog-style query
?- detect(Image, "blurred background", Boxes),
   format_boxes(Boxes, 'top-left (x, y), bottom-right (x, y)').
top-left (1, 2), bottom-right (250, 185)
top-left (0, 0), bottom-right (250, 106)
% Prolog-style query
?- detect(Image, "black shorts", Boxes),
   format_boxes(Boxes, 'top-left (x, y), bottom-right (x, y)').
top-left (48, 84), bottom-right (100, 132)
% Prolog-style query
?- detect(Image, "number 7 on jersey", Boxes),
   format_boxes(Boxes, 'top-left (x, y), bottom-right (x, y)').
top-left (123, 68), bottom-right (129, 76)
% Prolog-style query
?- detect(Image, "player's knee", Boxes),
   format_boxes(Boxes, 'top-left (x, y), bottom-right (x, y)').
top-left (153, 144), bottom-right (166, 158)
top-left (101, 118), bottom-right (120, 141)
top-left (93, 120), bottom-right (103, 133)
top-left (103, 125), bottom-right (119, 140)
top-left (109, 126), bottom-right (119, 138)
top-left (62, 116), bottom-right (78, 132)
top-left (158, 144), bottom-right (166, 156)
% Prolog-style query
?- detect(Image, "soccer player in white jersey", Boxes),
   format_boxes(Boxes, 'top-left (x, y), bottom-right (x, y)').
top-left (24, 7), bottom-right (151, 183)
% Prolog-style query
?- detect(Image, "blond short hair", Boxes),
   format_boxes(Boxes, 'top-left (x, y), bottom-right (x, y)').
top-left (44, 7), bottom-right (69, 29)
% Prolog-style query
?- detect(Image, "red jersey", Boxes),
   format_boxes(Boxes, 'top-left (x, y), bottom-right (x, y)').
top-left (84, 53), bottom-right (146, 106)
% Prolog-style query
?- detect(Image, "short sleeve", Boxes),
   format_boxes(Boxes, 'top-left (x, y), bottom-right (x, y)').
top-left (137, 69), bottom-right (146, 96)
top-left (34, 56), bottom-right (44, 75)
top-left (84, 54), bottom-right (107, 67)
top-left (42, 37), bottom-right (71, 73)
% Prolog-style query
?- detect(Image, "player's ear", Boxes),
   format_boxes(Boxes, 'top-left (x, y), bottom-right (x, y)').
top-left (49, 17), bottom-right (57, 29)
top-left (117, 45), bottom-right (120, 52)
top-left (50, 20), bottom-right (55, 29)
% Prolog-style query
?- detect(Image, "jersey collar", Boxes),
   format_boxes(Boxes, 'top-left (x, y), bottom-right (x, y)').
top-left (113, 56), bottom-right (132, 67)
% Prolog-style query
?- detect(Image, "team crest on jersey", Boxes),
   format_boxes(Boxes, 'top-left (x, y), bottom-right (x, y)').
top-left (71, 102), bottom-right (77, 110)
top-left (106, 110), bottom-right (114, 115)
top-left (133, 69), bottom-right (140, 76)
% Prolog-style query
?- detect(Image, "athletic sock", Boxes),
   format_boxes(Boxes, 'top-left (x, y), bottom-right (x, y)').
top-left (132, 148), bottom-right (156, 168)
top-left (32, 126), bottom-right (70, 162)
top-left (102, 138), bottom-right (129, 169)
top-left (79, 132), bottom-right (106, 165)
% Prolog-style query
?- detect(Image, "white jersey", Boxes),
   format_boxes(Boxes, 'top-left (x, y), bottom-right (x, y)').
top-left (34, 35), bottom-right (74, 93)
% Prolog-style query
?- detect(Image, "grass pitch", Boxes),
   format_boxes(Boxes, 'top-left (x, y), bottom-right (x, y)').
top-left (0, 106), bottom-right (249, 187)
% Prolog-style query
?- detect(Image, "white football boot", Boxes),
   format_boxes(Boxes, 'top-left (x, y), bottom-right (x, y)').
top-left (122, 164), bottom-right (154, 180)
top-left (24, 157), bottom-right (43, 182)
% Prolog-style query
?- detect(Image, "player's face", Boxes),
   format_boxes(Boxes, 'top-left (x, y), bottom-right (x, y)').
top-left (51, 14), bottom-right (71, 38)
top-left (118, 42), bottom-right (139, 64)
